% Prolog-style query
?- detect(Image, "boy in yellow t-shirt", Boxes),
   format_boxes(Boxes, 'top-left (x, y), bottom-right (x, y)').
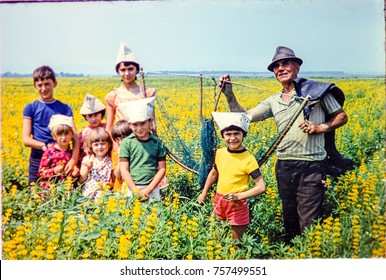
top-left (198, 112), bottom-right (266, 240)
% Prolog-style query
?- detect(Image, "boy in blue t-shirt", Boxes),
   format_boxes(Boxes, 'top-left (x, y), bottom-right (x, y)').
top-left (22, 65), bottom-right (79, 186)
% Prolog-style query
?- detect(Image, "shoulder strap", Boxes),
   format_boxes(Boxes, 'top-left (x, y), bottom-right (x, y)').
top-left (292, 78), bottom-right (345, 119)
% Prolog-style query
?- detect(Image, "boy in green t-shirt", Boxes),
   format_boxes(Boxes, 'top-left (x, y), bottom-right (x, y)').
top-left (119, 97), bottom-right (166, 200)
top-left (198, 112), bottom-right (266, 240)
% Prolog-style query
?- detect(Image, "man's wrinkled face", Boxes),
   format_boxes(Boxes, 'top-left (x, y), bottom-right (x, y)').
top-left (272, 59), bottom-right (300, 84)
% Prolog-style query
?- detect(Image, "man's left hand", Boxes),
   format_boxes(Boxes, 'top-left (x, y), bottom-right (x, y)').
top-left (299, 121), bottom-right (326, 134)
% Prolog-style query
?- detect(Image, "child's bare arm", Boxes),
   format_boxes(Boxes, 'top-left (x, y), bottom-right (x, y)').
top-left (65, 133), bottom-right (79, 175)
top-left (79, 156), bottom-right (93, 183)
top-left (119, 158), bottom-right (137, 193)
top-left (105, 103), bottom-right (115, 133)
top-left (108, 169), bottom-right (115, 188)
top-left (198, 167), bottom-right (218, 204)
top-left (22, 118), bottom-right (46, 149)
top-left (140, 160), bottom-right (166, 198)
top-left (224, 175), bottom-right (266, 202)
top-left (114, 162), bottom-right (121, 179)
top-left (71, 167), bottom-right (80, 177)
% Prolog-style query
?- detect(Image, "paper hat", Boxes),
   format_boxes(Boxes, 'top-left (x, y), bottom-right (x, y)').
top-left (118, 97), bottom-right (156, 123)
top-left (80, 94), bottom-right (106, 115)
top-left (115, 41), bottom-right (140, 69)
top-left (48, 114), bottom-right (76, 133)
top-left (211, 112), bottom-right (252, 133)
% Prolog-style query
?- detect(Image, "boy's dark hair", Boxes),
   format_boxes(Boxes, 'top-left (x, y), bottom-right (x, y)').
top-left (115, 61), bottom-right (139, 75)
top-left (111, 120), bottom-right (132, 141)
top-left (220, 125), bottom-right (247, 138)
top-left (82, 109), bottom-right (106, 120)
top-left (33, 65), bottom-right (56, 83)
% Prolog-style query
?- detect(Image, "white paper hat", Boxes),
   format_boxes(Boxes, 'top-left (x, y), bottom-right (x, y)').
top-left (115, 41), bottom-right (140, 68)
top-left (118, 97), bottom-right (156, 123)
top-left (211, 112), bottom-right (252, 133)
top-left (48, 114), bottom-right (76, 133)
top-left (80, 94), bottom-right (106, 115)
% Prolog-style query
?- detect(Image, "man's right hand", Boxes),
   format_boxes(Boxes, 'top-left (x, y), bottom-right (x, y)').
top-left (218, 74), bottom-right (233, 96)
top-left (218, 74), bottom-right (247, 113)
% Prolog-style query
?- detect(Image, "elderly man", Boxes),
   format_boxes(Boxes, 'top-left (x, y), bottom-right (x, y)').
top-left (219, 46), bottom-right (350, 243)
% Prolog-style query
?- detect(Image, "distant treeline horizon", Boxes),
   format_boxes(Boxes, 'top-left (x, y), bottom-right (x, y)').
top-left (1, 70), bottom-right (384, 79)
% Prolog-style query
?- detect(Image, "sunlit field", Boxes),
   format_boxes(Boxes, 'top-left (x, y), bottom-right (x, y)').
top-left (1, 76), bottom-right (385, 259)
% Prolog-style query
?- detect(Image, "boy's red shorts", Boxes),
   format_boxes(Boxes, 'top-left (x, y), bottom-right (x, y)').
top-left (213, 192), bottom-right (249, 226)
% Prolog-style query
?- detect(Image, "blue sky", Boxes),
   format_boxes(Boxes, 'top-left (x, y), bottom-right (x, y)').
top-left (0, 0), bottom-right (384, 75)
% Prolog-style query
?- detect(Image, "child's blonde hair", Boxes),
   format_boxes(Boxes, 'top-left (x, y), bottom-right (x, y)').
top-left (111, 120), bottom-right (132, 142)
top-left (51, 124), bottom-right (73, 138)
top-left (85, 127), bottom-right (113, 157)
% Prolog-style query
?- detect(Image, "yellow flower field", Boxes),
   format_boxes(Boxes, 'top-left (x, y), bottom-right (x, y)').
top-left (1, 76), bottom-right (385, 259)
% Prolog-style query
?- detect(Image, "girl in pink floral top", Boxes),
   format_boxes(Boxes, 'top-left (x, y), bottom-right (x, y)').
top-left (38, 115), bottom-right (79, 190)
top-left (79, 127), bottom-right (114, 199)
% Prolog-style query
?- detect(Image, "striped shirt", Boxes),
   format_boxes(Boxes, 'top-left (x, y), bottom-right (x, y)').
top-left (249, 90), bottom-right (341, 161)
